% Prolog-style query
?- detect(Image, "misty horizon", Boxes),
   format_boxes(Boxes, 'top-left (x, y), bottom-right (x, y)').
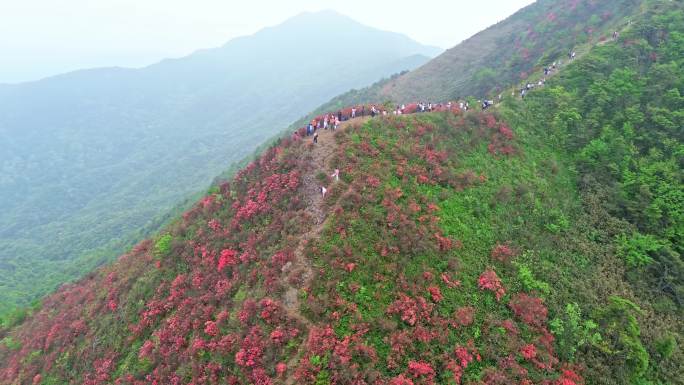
top-left (0, 0), bottom-right (535, 83)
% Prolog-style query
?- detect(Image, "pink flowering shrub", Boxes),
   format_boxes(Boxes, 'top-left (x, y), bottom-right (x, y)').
top-left (387, 294), bottom-right (434, 326)
top-left (478, 269), bottom-right (506, 301)
top-left (204, 320), bottom-right (219, 336)
top-left (490, 243), bottom-right (516, 262)
top-left (509, 293), bottom-right (548, 328)
top-left (408, 360), bottom-right (435, 382)
top-left (390, 374), bottom-right (415, 385)
top-left (427, 286), bottom-right (442, 302)
top-left (217, 248), bottom-right (238, 272)
top-left (520, 343), bottom-right (537, 360)
top-left (453, 306), bottom-right (475, 327)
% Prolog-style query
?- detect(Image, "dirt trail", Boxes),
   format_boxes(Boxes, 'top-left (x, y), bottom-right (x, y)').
top-left (280, 117), bottom-right (369, 380)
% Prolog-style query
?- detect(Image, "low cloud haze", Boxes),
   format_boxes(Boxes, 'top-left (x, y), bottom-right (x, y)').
top-left (1, 0), bottom-right (535, 83)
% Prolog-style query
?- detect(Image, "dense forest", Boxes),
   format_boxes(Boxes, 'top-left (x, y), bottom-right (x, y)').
top-left (0, 0), bottom-right (682, 384)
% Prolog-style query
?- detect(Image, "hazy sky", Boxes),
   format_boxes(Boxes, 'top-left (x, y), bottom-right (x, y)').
top-left (1, 0), bottom-right (535, 83)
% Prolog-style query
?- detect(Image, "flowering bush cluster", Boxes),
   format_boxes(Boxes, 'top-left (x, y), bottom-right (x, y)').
top-left (478, 268), bottom-right (506, 301)
top-left (290, 111), bottom-right (577, 384)
top-left (0, 109), bottom-right (580, 384)
top-left (0, 131), bottom-right (313, 385)
top-left (482, 114), bottom-right (516, 157)
top-left (490, 243), bottom-right (516, 262)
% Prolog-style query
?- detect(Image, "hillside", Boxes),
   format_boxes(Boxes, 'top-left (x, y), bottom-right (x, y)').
top-left (301, 0), bottom-right (644, 117)
top-left (0, 10), bottom-right (440, 314)
top-left (1, 1), bottom-right (683, 384)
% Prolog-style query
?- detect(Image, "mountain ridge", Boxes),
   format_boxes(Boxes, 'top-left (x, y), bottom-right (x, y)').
top-left (300, 0), bottom-right (644, 112)
top-left (0, 10), bottom-right (441, 87)
top-left (0, 10), bottom-right (438, 313)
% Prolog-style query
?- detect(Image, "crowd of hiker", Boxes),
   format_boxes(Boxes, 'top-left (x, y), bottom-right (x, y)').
top-left (297, 39), bottom-right (606, 142)
top-left (296, 30), bottom-right (626, 208)
top-left (296, 101), bottom-right (466, 142)
top-left (299, 45), bottom-right (590, 134)
top-left (518, 47), bottom-right (582, 98)
top-left (296, 38), bottom-right (608, 138)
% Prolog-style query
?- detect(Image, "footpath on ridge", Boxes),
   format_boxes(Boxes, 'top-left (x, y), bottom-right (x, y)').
top-left (280, 116), bottom-right (369, 383)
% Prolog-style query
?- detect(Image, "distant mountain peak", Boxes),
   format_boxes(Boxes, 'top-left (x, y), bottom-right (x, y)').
top-left (291, 9), bottom-right (349, 18)
top-left (264, 9), bottom-right (369, 34)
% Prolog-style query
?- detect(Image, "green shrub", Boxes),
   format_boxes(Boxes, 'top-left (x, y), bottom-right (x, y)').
top-left (514, 260), bottom-right (551, 295)
top-left (549, 302), bottom-right (601, 360)
top-left (617, 232), bottom-right (663, 268)
top-left (1, 336), bottom-right (21, 350)
top-left (655, 334), bottom-right (677, 359)
top-left (154, 234), bottom-right (173, 256)
top-left (595, 296), bottom-right (649, 382)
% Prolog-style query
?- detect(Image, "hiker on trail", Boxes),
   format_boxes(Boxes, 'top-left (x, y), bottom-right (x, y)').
top-left (361, 105), bottom-right (365, 116)
top-left (324, 116), bottom-right (329, 130)
top-left (307, 123), bottom-right (313, 136)
top-left (613, 31), bottom-right (619, 40)
top-left (331, 169), bottom-right (340, 181)
top-left (320, 186), bottom-right (327, 197)
top-left (313, 131), bottom-right (319, 144)
top-left (334, 116), bottom-right (340, 130)
top-left (371, 106), bottom-right (377, 117)
top-left (571, 51), bottom-right (576, 59)
top-left (552, 61), bottom-right (557, 70)
top-left (351, 108), bottom-right (356, 119)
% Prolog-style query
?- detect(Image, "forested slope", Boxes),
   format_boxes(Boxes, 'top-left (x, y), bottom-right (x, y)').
top-left (1, 1), bottom-right (682, 384)
top-left (300, 0), bottom-right (644, 119)
top-left (0, 10), bottom-right (439, 314)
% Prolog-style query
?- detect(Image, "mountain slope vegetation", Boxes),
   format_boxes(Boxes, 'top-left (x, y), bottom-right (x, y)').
top-left (302, 0), bottom-right (644, 117)
top-left (1, 0), bottom-right (682, 384)
top-left (0, 10), bottom-right (440, 314)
